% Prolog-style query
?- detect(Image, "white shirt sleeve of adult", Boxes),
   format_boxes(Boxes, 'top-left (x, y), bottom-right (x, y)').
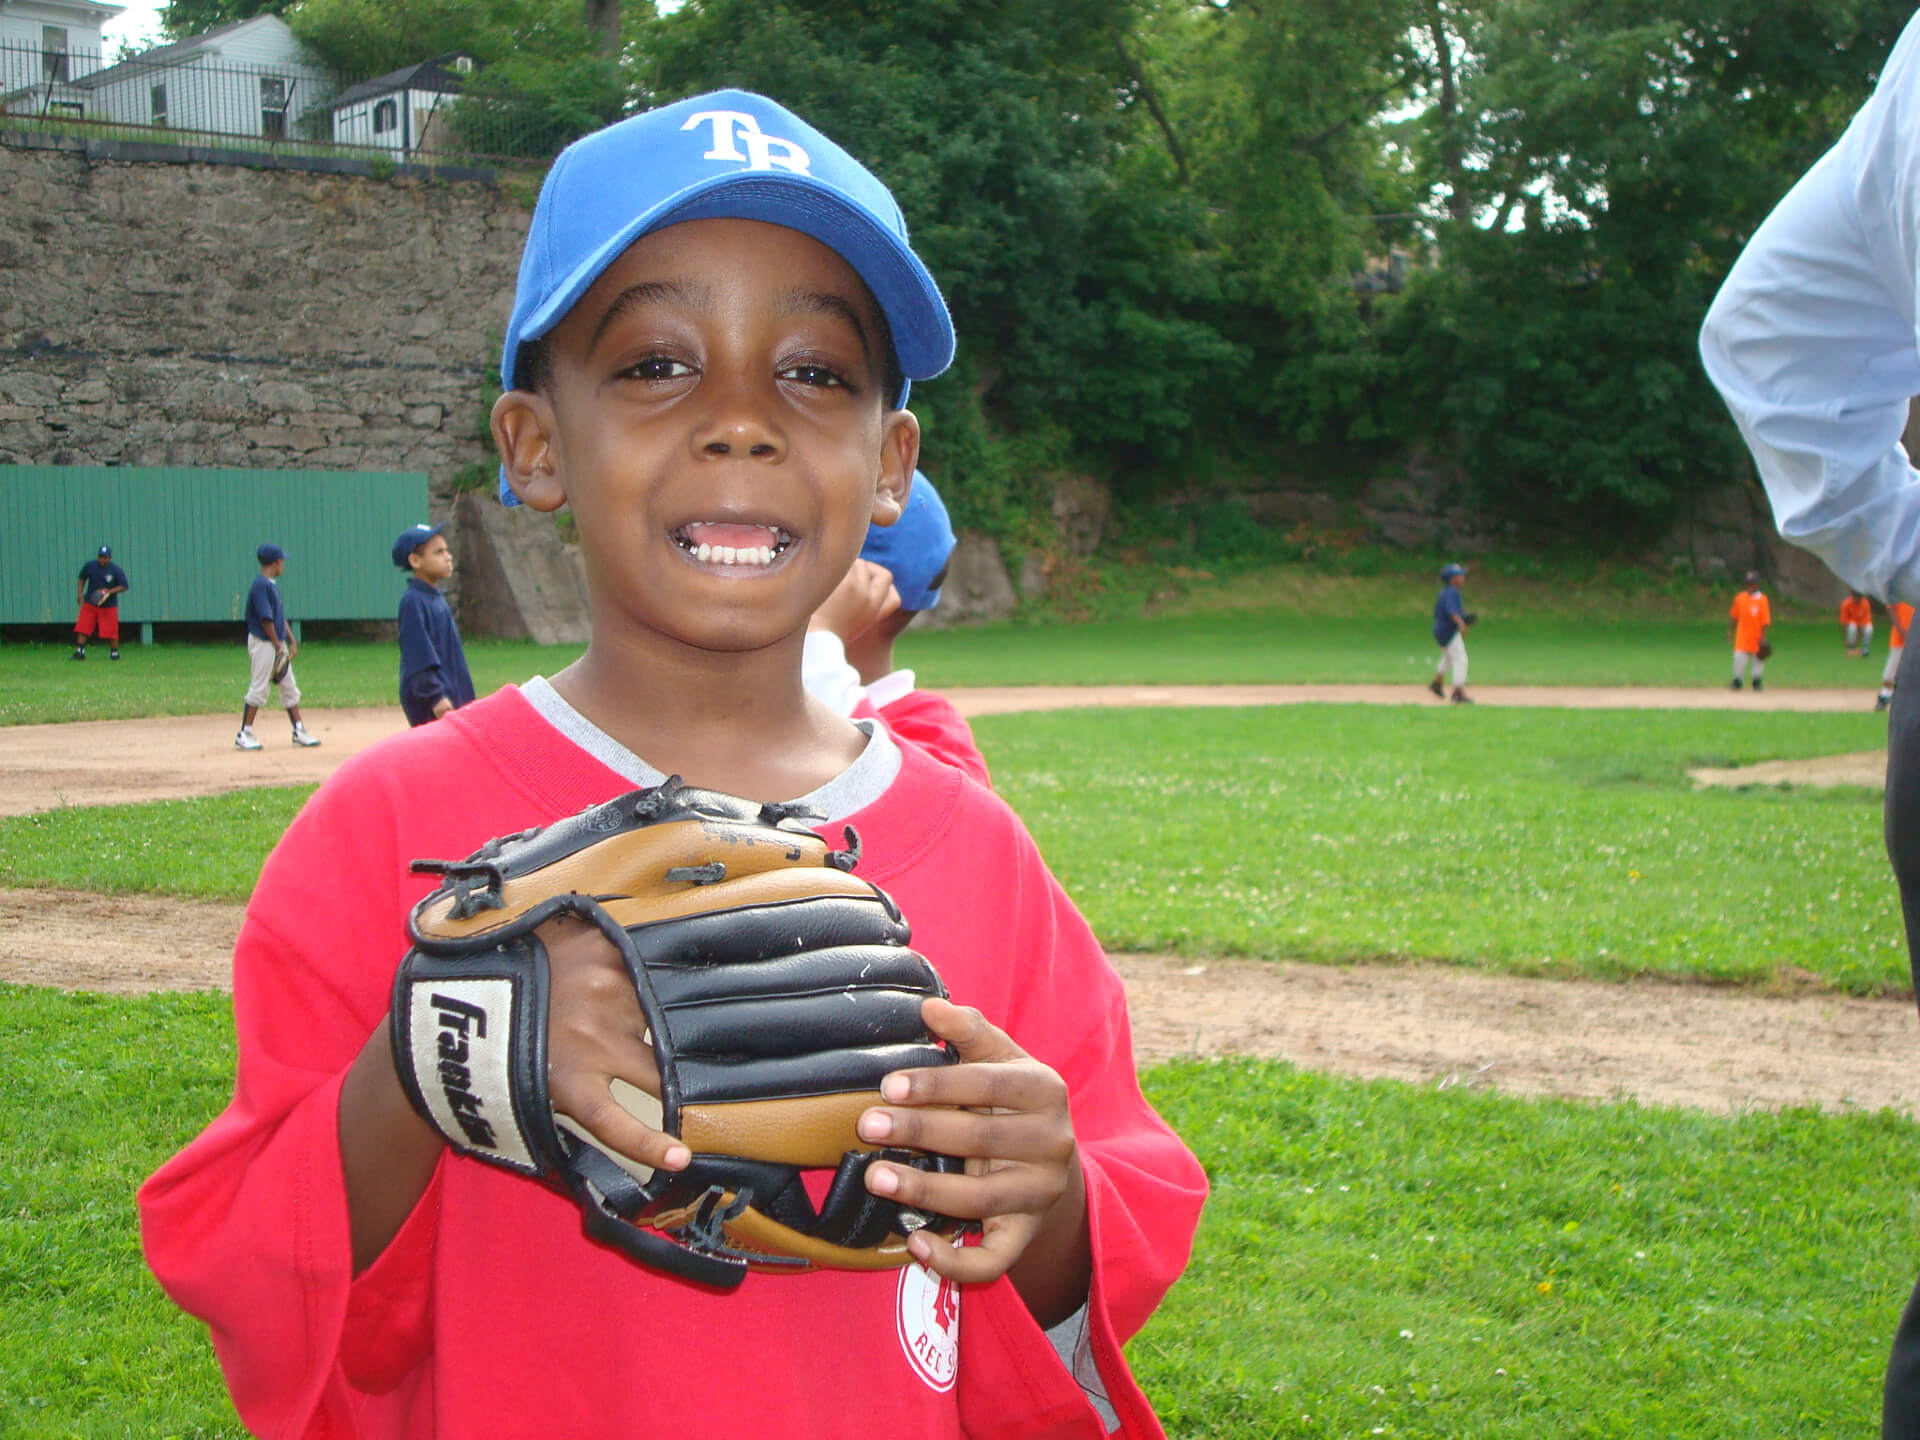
top-left (800, 630), bottom-right (864, 717)
top-left (863, 668), bottom-right (917, 711)
top-left (1699, 12), bottom-right (1920, 602)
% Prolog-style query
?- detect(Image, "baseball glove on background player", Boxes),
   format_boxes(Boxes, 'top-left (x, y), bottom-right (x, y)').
top-left (268, 649), bottom-right (291, 683)
top-left (392, 777), bottom-right (969, 1288)
top-left (1757, 641), bottom-right (1774, 661)
top-left (88, 588), bottom-right (110, 606)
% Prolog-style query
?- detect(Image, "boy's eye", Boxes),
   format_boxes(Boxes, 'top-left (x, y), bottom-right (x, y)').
top-left (780, 362), bottom-right (849, 389)
top-left (621, 355), bottom-right (694, 381)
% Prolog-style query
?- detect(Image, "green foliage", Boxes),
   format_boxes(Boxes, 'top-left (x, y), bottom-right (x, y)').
top-left (158, 0), bottom-right (294, 39)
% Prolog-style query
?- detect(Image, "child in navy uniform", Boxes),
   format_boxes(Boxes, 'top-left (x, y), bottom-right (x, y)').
top-left (235, 544), bottom-right (320, 750)
top-left (72, 543), bottom-right (129, 660)
top-left (392, 522), bottom-right (476, 726)
top-left (143, 90), bottom-right (1204, 1439)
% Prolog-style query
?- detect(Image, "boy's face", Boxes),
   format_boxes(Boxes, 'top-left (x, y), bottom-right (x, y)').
top-left (409, 534), bottom-right (455, 585)
top-left (493, 217), bottom-right (916, 657)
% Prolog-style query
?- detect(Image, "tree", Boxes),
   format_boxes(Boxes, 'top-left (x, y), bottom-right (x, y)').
top-left (159, 0), bottom-right (295, 39)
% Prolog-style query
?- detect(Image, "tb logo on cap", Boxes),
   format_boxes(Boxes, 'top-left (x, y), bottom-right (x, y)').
top-left (682, 110), bottom-right (811, 175)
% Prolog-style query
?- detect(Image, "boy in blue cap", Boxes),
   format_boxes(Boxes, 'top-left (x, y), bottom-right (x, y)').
top-left (143, 91), bottom-right (1203, 1439)
top-left (806, 469), bottom-right (991, 785)
top-left (1429, 562), bottom-right (1475, 704)
top-left (392, 521), bottom-right (476, 726)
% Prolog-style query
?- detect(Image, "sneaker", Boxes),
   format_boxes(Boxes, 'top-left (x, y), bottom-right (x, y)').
top-left (1878, 695), bottom-right (1893, 712)
top-left (291, 724), bottom-right (321, 748)
top-left (1730, 678), bottom-right (1742, 691)
top-left (70, 648), bottom-right (85, 661)
top-left (1752, 678), bottom-right (1764, 692)
top-left (109, 648), bottom-right (119, 660)
top-left (1451, 689), bottom-right (1474, 704)
top-left (235, 727), bottom-right (263, 751)
top-left (1428, 677), bottom-right (1446, 699)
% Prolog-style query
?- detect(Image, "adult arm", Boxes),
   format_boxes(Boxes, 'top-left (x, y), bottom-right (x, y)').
top-left (1698, 13), bottom-right (1920, 601)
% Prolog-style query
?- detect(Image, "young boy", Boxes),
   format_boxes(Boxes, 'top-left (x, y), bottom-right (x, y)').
top-left (141, 91), bottom-right (1205, 1439)
top-left (72, 543), bottom-right (129, 661)
top-left (805, 470), bottom-right (990, 786)
top-left (235, 543), bottom-right (320, 750)
top-left (1729, 570), bottom-right (1771, 692)
top-left (1841, 590), bottom-right (1874, 658)
top-left (393, 521), bottom-right (476, 726)
top-left (1429, 562), bottom-right (1474, 703)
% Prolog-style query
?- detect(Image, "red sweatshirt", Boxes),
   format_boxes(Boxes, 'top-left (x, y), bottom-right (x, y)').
top-left (139, 687), bottom-right (1205, 1439)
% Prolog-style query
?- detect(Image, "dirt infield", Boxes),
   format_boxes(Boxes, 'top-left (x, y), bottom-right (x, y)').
top-left (3, 884), bottom-right (1912, 1115)
top-left (3, 684), bottom-right (1913, 1117)
top-left (0, 682), bottom-right (1887, 816)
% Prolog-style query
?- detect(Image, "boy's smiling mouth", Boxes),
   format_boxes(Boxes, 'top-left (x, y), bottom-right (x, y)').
top-left (671, 521), bottom-right (796, 569)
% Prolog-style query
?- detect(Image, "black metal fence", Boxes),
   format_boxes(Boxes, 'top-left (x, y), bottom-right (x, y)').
top-left (0, 41), bottom-right (559, 167)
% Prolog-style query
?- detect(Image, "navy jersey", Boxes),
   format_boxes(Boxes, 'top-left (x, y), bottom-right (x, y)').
top-left (79, 559), bottom-right (128, 608)
top-left (397, 578), bottom-right (475, 725)
top-left (1433, 586), bottom-right (1466, 645)
top-left (245, 575), bottom-right (288, 643)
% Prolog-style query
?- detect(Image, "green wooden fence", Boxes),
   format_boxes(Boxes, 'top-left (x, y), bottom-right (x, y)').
top-left (0, 466), bottom-right (428, 635)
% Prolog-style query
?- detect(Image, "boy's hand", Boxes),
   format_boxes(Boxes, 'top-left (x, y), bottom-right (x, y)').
top-left (858, 999), bottom-right (1086, 1297)
top-left (810, 558), bottom-right (900, 643)
top-left (539, 913), bottom-right (692, 1177)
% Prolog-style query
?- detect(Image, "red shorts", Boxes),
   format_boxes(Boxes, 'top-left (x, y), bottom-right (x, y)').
top-left (76, 603), bottom-right (119, 642)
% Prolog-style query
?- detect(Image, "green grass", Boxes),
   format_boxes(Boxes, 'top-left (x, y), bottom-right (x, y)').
top-left (1134, 1057), bottom-right (1917, 1437)
top-left (0, 705), bottom-right (1900, 992)
top-left (901, 614), bottom-right (1889, 691)
top-left (0, 789), bottom-right (313, 901)
top-left (4, 988), bottom-right (1913, 1437)
top-left (980, 705), bottom-right (1903, 993)
top-left (0, 987), bottom-right (242, 1437)
top-left (0, 638), bottom-right (581, 726)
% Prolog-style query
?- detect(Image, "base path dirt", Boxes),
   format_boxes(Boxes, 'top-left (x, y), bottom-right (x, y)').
top-left (3, 884), bottom-right (1912, 1115)
top-left (0, 683), bottom-right (1886, 816)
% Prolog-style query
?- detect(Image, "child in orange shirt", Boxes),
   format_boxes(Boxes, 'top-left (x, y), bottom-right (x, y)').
top-left (1729, 571), bottom-right (1771, 692)
top-left (1880, 601), bottom-right (1913, 710)
top-left (1841, 591), bottom-right (1874, 657)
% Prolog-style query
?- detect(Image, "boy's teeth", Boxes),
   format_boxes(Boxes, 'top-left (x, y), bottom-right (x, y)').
top-left (677, 525), bottom-right (789, 567)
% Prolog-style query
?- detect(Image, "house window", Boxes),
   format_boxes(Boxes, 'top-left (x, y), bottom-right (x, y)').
top-left (41, 25), bottom-right (69, 83)
top-left (48, 100), bottom-right (82, 118)
top-left (150, 84), bottom-right (168, 127)
top-left (452, 56), bottom-right (474, 74)
top-left (372, 98), bottom-right (397, 134)
top-left (259, 76), bottom-right (289, 138)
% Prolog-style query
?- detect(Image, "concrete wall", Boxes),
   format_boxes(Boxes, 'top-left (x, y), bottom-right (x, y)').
top-left (0, 130), bottom-right (585, 630)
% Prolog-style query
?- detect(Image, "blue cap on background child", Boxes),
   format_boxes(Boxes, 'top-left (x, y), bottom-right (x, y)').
top-left (257, 544), bottom-right (285, 565)
top-left (392, 522), bottom-right (447, 569)
top-left (497, 89), bottom-right (954, 507)
top-left (860, 470), bottom-right (954, 611)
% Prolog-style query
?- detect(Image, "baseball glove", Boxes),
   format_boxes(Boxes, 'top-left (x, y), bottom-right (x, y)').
top-left (88, 588), bottom-right (109, 606)
top-left (1462, 611), bottom-right (1479, 626)
top-left (1757, 641), bottom-right (1774, 661)
top-left (391, 776), bottom-right (969, 1289)
top-left (269, 649), bottom-right (291, 683)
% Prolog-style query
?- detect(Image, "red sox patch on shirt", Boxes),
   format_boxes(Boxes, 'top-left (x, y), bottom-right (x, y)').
top-left (896, 1260), bottom-right (960, 1391)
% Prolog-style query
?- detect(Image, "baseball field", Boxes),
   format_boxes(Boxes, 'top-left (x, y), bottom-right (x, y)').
top-left (3, 580), bottom-right (1916, 1436)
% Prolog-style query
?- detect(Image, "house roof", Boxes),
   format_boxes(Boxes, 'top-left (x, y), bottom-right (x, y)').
top-left (331, 54), bottom-right (476, 110)
top-left (68, 14), bottom-right (299, 89)
top-left (0, 0), bottom-right (127, 23)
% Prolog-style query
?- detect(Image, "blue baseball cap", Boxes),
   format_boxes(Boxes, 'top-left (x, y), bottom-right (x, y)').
top-left (393, 521), bottom-right (447, 569)
top-left (257, 544), bottom-right (285, 565)
top-left (97, 544), bottom-right (111, 558)
top-left (860, 470), bottom-right (955, 612)
top-left (1440, 563), bottom-right (1467, 580)
top-left (496, 89), bottom-right (954, 506)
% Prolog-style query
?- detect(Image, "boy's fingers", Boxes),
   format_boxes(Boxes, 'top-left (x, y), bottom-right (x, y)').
top-left (548, 1073), bottom-right (690, 1173)
top-left (906, 1216), bottom-right (1040, 1283)
top-left (867, 1157), bottom-right (1062, 1222)
top-left (919, 997), bottom-right (1026, 1064)
top-left (861, 1099), bottom-right (1064, 1164)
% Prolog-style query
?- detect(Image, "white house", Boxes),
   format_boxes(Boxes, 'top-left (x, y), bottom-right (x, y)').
top-left (329, 53), bottom-right (476, 155)
top-left (3, 14), bottom-right (336, 140)
top-left (0, 0), bottom-right (124, 108)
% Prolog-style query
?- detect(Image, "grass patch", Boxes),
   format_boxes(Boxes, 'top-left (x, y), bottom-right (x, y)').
top-left (0, 986), bottom-right (243, 1436)
top-left (1, 705), bottom-right (1899, 992)
top-left (1135, 1057), bottom-right (1915, 1437)
top-left (978, 704), bottom-right (1902, 992)
top-left (4, 989), bottom-right (1912, 1437)
top-left (0, 789), bottom-right (313, 901)
top-left (0, 638), bottom-right (581, 726)
top-left (902, 614), bottom-right (1891, 691)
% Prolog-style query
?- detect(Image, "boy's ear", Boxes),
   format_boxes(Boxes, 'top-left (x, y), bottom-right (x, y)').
top-left (870, 408), bottom-right (920, 528)
top-left (491, 389), bottom-right (567, 512)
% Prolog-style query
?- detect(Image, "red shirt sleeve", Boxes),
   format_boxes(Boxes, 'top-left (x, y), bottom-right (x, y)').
top-left (874, 689), bottom-right (994, 789)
